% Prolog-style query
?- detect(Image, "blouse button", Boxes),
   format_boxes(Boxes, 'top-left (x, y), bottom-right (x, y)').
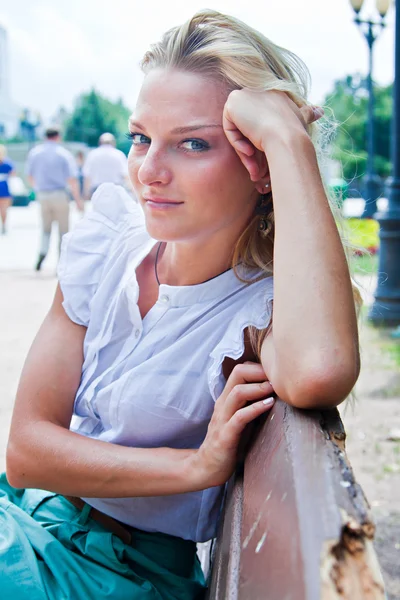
top-left (160, 294), bottom-right (170, 304)
top-left (134, 329), bottom-right (140, 338)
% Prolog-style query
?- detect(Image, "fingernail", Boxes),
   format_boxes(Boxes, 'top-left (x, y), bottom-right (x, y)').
top-left (263, 397), bottom-right (274, 405)
top-left (313, 106), bottom-right (324, 118)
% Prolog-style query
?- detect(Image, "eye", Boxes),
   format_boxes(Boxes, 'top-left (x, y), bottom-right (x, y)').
top-left (180, 139), bottom-right (209, 152)
top-left (126, 132), bottom-right (150, 145)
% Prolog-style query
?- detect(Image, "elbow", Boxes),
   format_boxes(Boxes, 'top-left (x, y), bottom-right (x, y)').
top-left (6, 434), bottom-right (38, 490)
top-left (6, 442), bottom-right (25, 489)
top-left (276, 354), bottom-right (360, 410)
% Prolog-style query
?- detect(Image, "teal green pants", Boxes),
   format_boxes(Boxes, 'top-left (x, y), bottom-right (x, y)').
top-left (0, 474), bottom-right (206, 600)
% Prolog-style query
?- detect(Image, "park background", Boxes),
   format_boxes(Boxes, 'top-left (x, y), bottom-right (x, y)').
top-left (0, 0), bottom-right (399, 598)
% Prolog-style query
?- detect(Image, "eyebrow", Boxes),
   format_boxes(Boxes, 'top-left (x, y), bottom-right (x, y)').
top-left (171, 124), bottom-right (222, 134)
top-left (129, 121), bottom-right (222, 134)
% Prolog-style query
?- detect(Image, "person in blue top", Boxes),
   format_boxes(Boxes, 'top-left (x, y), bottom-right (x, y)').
top-left (1, 10), bottom-right (361, 600)
top-left (0, 144), bottom-right (15, 234)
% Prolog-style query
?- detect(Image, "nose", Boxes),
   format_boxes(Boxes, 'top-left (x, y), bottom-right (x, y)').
top-left (136, 145), bottom-right (172, 187)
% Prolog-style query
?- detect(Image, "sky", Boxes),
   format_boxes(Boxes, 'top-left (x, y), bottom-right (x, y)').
top-left (0, 0), bottom-right (396, 122)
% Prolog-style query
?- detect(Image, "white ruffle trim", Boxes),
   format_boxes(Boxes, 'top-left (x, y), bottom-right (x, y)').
top-left (57, 183), bottom-right (144, 326)
top-left (208, 298), bottom-right (272, 402)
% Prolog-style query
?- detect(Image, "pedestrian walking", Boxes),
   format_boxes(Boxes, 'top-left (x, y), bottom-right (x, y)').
top-left (83, 132), bottom-right (129, 197)
top-left (26, 127), bottom-right (84, 271)
top-left (0, 144), bottom-right (15, 235)
top-left (2, 10), bottom-right (361, 599)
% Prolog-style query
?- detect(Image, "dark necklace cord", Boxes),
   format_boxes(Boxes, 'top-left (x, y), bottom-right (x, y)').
top-left (154, 241), bottom-right (234, 286)
top-left (154, 242), bottom-right (163, 286)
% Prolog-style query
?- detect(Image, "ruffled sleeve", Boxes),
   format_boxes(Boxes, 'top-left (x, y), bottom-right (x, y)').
top-left (208, 276), bottom-right (274, 401)
top-left (57, 183), bottom-right (143, 326)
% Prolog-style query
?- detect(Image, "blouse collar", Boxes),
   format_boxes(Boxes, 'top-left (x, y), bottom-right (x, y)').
top-left (157, 267), bottom-right (248, 307)
top-left (141, 240), bottom-right (263, 308)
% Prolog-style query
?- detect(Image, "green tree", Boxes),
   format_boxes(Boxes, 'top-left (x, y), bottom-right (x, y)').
top-left (323, 74), bottom-right (392, 181)
top-left (64, 89), bottom-right (131, 151)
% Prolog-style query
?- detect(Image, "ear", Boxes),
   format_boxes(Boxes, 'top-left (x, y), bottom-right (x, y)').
top-left (252, 152), bottom-right (270, 195)
top-left (254, 177), bottom-right (271, 195)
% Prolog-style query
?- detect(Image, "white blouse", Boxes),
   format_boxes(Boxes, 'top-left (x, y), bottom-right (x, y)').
top-left (58, 183), bottom-right (274, 542)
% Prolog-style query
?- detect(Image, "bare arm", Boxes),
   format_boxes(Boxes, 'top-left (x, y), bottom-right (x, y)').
top-left (260, 132), bottom-right (359, 409)
top-left (223, 91), bottom-right (360, 410)
top-left (6, 285), bottom-right (198, 496)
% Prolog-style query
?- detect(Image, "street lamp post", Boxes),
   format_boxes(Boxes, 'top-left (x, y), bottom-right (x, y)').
top-left (369, 0), bottom-right (400, 325)
top-left (349, 0), bottom-right (390, 218)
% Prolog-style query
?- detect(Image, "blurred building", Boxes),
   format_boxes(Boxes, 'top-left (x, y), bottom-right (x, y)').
top-left (0, 25), bottom-right (20, 138)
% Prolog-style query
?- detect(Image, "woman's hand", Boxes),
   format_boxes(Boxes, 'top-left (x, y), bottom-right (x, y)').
top-left (191, 362), bottom-right (275, 488)
top-left (222, 89), bottom-right (324, 182)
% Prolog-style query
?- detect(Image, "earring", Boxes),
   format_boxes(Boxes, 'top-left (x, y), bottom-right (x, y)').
top-left (258, 217), bottom-right (272, 237)
top-left (255, 194), bottom-right (272, 238)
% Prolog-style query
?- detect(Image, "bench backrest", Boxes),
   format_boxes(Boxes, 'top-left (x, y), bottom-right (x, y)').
top-left (207, 401), bottom-right (385, 600)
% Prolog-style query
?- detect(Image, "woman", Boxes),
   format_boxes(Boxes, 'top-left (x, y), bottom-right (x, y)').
top-left (1, 10), bottom-right (360, 600)
top-left (0, 144), bottom-right (15, 234)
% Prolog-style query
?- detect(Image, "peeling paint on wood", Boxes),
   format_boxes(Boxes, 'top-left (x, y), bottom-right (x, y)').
top-left (320, 515), bottom-right (384, 598)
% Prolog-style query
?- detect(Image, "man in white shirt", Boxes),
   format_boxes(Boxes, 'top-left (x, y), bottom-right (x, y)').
top-left (83, 133), bottom-right (129, 197)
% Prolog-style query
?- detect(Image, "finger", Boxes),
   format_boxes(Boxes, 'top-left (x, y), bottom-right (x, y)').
top-left (222, 381), bottom-right (275, 421)
top-left (223, 123), bottom-right (256, 158)
top-left (236, 151), bottom-right (260, 181)
top-left (234, 147), bottom-right (269, 182)
top-left (223, 109), bottom-right (266, 178)
top-left (222, 108), bottom-right (258, 155)
top-left (223, 111), bottom-right (245, 144)
top-left (224, 398), bottom-right (275, 443)
top-left (312, 106), bottom-right (324, 119)
top-left (219, 363), bottom-right (267, 402)
top-left (300, 105), bottom-right (324, 126)
top-left (234, 138), bottom-right (256, 157)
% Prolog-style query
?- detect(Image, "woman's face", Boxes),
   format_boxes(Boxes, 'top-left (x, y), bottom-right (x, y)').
top-left (128, 68), bottom-right (259, 244)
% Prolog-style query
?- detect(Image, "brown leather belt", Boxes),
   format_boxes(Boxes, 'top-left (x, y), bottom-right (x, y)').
top-left (63, 495), bottom-right (132, 545)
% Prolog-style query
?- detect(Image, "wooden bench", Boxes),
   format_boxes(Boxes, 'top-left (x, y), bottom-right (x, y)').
top-left (206, 400), bottom-right (385, 600)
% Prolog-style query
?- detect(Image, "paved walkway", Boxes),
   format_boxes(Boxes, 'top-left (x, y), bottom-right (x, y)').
top-left (0, 202), bottom-right (84, 272)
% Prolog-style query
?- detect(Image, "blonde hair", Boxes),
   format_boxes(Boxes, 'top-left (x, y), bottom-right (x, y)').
top-left (0, 145), bottom-right (7, 162)
top-left (141, 9), bottom-right (362, 355)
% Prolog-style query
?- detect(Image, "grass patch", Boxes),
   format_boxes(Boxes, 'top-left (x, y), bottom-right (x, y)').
top-left (384, 342), bottom-right (400, 368)
top-left (345, 218), bottom-right (380, 250)
top-left (352, 253), bottom-right (378, 276)
top-left (342, 218), bottom-right (380, 276)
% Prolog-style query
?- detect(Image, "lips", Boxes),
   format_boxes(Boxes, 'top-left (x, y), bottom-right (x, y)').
top-left (144, 197), bottom-right (183, 205)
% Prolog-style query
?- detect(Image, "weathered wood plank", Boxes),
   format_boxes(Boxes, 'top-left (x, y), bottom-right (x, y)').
top-left (208, 401), bottom-right (385, 600)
